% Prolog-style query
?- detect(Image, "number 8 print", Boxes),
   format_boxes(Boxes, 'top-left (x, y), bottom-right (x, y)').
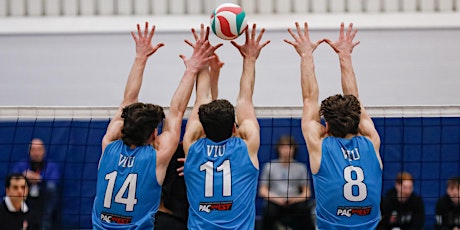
top-left (343, 166), bottom-right (367, 202)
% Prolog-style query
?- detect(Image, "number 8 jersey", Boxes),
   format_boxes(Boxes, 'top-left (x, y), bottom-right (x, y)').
top-left (184, 137), bottom-right (259, 229)
top-left (92, 140), bottom-right (161, 229)
top-left (313, 136), bottom-right (382, 229)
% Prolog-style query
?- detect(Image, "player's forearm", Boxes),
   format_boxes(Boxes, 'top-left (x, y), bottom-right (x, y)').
top-left (300, 55), bottom-right (319, 102)
top-left (123, 56), bottom-right (149, 104)
top-left (210, 68), bottom-right (220, 100)
top-left (195, 69), bottom-right (212, 106)
top-left (339, 53), bottom-right (359, 97)
top-left (238, 59), bottom-right (256, 101)
top-left (170, 69), bottom-right (197, 113)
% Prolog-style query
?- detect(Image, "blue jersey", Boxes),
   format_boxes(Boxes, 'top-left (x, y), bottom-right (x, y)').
top-left (184, 137), bottom-right (259, 229)
top-left (313, 136), bottom-right (382, 230)
top-left (92, 140), bottom-right (161, 230)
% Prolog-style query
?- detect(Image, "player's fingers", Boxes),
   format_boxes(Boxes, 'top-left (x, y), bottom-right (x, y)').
top-left (144, 22), bottom-right (149, 38)
top-left (149, 25), bottom-right (156, 39)
top-left (256, 28), bottom-right (265, 43)
top-left (205, 26), bottom-right (210, 40)
top-left (287, 28), bottom-right (298, 41)
top-left (251, 24), bottom-right (256, 39)
top-left (346, 23), bottom-right (353, 38)
top-left (136, 24), bottom-right (142, 37)
top-left (130, 32), bottom-right (138, 43)
top-left (303, 22), bottom-right (309, 38)
top-left (191, 28), bottom-right (199, 42)
top-left (339, 22), bottom-right (345, 40)
top-left (260, 40), bottom-right (270, 49)
top-left (185, 39), bottom-right (195, 48)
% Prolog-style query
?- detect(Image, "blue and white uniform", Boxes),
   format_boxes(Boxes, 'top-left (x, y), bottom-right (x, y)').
top-left (313, 136), bottom-right (382, 229)
top-left (92, 140), bottom-right (161, 229)
top-left (184, 137), bottom-right (259, 229)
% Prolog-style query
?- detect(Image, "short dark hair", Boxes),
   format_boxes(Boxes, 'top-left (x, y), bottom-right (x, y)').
top-left (121, 102), bottom-right (165, 146)
top-left (6, 173), bottom-right (28, 189)
top-left (275, 135), bottom-right (298, 157)
top-left (199, 99), bottom-right (235, 142)
top-left (396, 172), bottom-right (413, 184)
top-left (447, 176), bottom-right (460, 188)
top-left (320, 94), bottom-right (361, 138)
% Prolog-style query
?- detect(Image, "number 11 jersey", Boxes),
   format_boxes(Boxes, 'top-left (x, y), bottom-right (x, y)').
top-left (184, 137), bottom-right (259, 229)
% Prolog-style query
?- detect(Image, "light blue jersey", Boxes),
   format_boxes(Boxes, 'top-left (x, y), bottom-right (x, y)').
top-left (313, 136), bottom-right (382, 230)
top-left (92, 140), bottom-right (161, 229)
top-left (184, 137), bottom-right (259, 229)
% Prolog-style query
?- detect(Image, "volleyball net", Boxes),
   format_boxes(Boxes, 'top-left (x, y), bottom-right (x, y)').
top-left (0, 105), bottom-right (459, 229)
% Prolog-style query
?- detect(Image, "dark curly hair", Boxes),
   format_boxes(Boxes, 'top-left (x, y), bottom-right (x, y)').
top-left (199, 99), bottom-right (235, 142)
top-left (121, 102), bottom-right (165, 146)
top-left (320, 94), bottom-right (361, 138)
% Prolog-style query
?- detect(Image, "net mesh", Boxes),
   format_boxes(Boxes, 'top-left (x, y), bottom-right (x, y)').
top-left (0, 106), bottom-right (459, 229)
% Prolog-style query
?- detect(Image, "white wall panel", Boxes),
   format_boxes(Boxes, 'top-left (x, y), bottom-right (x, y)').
top-left (26, 0), bottom-right (43, 16)
top-left (257, 0), bottom-right (273, 14)
top-left (134, 0), bottom-right (149, 15)
top-left (116, 0), bottom-right (132, 15)
top-left (348, 0), bottom-right (363, 13)
top-left (0, 0), bottom-right (6, 16)
top-left (275, 0), bottom-right (291, 13)
top-left (383, 0), bottom-right (399, 12)
top-left (97, 0), bottom-right (114, 15)
top-left (169, 0), bottom-right (185, 14)
top-left (44, 0), bottom-right (61, 16)
top-left (80, 0), bottom-right (96, 15)
top-left (241, 0), bottom-right (256, 14)
top-left (330, 0), bottom-right (346, 13)
top-left (293, 0), bottom-right (309, 13)
top-left (187, 0), bottom-right (202, 14)
top-left (63, 0), bottom-right (78, 16)
top-left (311, 0), bottom-right (328, 13)
top-left (401, 0), bottom-right (417, 12)
top-left (438, 0), bottom-right (453, 12)
top-left (2, 26), bottom-right (459, 107)
top-left (420, 0), bottom-right (436, 12)
top-left (10, 0), bottom-right (26, 16)
top-left (365, 0), bottom-right (381, 12)
top-left (151, 0), bottom-right (167, 14)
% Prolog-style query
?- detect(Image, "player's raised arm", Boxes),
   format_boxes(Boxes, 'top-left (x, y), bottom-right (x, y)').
top-left (284, 22), bottom-right (324, 173)
top-left (102, 22), bottom-right (164, 153)
top-left (158, 24), bottom-right (218, 165)
top-left (210, 54), bottom-right (224, 100)
top-left (182, 25), bottom-right (222, 155)
top-left (324, 23), bottom-right (381, 164)
top-left (230, 24), bottom-right (270, 163)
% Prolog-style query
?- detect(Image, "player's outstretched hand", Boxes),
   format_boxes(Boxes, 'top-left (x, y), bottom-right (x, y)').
top-left (180, 24), bottom-right (222, 73)
top-left (131, 21), bottom-right (164, 58)
top-left (284, 22), bottom-right (323, 57)
top-left (323, 22), bottom-right (360, 55)
top-left (231, 23), bottom-right (270, 61)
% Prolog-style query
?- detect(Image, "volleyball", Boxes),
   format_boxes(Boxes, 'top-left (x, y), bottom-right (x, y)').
top-left (210, 3), bottom-right (247, 40)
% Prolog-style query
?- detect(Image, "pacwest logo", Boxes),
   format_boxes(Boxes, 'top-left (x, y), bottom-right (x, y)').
top-left (336, 206), bottom-right (372, 218)
top-left (100, 212), bottom-right (132, 224)
top-left (198, 201), bottom-right (233, 213)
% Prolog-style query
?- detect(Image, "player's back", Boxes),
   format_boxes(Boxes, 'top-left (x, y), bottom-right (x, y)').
top-left (92, 140), bottom-right (161, 229)
top-left (184, 137), bottom-right (259, 230)
top-left (313, 136), bottom-right (382, 230)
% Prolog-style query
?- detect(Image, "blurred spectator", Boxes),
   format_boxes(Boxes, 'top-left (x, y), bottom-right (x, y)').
top-left (259, 135), bottom-right (314, 230)
top-left (12, 138), bottom-right (61, 230)
top-left (379, 172), bottom-right (425, 230)
top-left (0, 173), bottom-right (29, 230)
top-left (436, 176), bottom-right (460, 230)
